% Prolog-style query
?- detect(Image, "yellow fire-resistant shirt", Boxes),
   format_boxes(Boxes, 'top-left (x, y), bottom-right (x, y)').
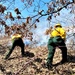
top-left (50, 27), bottom-right (66, 40)
top-left (12, 34), bottom-right (22, 40)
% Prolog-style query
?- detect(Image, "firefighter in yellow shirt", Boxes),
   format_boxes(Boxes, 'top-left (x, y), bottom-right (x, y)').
top-left (45, 23), bottom-right (67, 69)
top-left (5, 33), bottom-right (25, 59)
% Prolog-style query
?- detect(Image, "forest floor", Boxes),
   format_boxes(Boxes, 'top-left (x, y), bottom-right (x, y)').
top-left (0, 37), bottom-right (75, 75)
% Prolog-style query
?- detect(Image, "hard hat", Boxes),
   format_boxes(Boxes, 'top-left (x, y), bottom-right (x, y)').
top-left (54, 23), bottom-right (62, 27)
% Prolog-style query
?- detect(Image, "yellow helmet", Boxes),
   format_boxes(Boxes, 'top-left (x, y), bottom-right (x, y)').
top-left (54, 23), bottom-right (62, 27)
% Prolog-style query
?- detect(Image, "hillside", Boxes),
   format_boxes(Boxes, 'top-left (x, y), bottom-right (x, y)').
top-left (0, 37), bottom-right (75, 75)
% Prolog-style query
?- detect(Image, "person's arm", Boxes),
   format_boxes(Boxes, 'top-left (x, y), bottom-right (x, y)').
top-left (60, 28), bottom-right (66, 41)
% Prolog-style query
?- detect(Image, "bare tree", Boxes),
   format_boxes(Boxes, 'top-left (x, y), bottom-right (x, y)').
top-left (0, 0), bottom-right (75, 46)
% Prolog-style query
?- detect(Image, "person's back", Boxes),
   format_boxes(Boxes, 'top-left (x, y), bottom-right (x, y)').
top-left (51, 26), bottom-right (66, 40)
top-left (11, 33), bottom-right (22, 41)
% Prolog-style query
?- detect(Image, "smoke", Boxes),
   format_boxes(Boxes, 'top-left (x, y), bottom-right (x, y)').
top-left (22, 21), bottom-right (50, 47)
top-left (32, 21), bottom-right (49, 47)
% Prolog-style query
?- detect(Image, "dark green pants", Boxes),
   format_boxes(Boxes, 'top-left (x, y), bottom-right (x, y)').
top-left (47, 36), bottom-right (67, 64)
top-left (5, 38), bottom-right (25, 59)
